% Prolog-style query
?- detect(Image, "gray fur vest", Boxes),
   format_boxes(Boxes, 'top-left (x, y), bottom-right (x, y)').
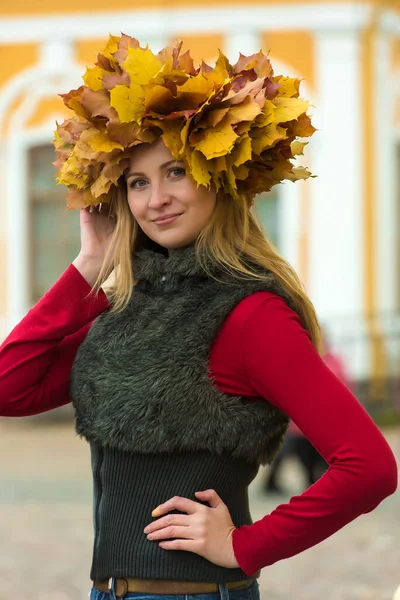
top-left (70, 246), bottom-right (291, 466)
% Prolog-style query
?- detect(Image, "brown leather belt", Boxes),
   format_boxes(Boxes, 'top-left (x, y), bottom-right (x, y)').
top-left (94, 577), bottom-right (255, 597)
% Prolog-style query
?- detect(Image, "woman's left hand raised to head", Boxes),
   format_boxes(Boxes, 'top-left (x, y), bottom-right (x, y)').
top-left (143, 489), bottom-right (240, 568)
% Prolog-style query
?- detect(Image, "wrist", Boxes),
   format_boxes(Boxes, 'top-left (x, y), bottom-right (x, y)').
top-left (72, 255), bottom-right (103, 288)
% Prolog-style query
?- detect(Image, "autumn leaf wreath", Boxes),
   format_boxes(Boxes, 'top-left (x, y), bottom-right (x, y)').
top-left (53, 33), bottom-right (316, 209)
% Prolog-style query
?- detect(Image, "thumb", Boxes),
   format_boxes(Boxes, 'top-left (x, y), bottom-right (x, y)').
top-left (195, 489), bottom-right (224, 508)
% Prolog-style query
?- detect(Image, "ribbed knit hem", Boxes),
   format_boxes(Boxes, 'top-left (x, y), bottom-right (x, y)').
top-left (89, 444), bottom-right (261, 583)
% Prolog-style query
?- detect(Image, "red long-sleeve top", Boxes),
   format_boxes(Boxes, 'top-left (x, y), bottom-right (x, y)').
top-left (0, 265), bottom-right (397, 576)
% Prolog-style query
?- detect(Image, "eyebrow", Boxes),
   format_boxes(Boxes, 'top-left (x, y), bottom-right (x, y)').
top-left (125, 160), bottom-right (183, 180)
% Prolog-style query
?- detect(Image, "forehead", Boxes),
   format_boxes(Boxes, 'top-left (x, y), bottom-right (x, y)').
top-left (129, 138), bottom-right (175, 170)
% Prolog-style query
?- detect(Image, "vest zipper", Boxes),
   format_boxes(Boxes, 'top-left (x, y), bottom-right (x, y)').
top-left (93, 446), bottom-right (104, 563)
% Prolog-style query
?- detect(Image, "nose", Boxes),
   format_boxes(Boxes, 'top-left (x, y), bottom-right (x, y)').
top-left (148, 182), bottom-right (172, 210)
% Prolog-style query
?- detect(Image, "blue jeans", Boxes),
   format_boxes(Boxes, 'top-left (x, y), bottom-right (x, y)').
top-left (89, 579), bottom-right (260, 600)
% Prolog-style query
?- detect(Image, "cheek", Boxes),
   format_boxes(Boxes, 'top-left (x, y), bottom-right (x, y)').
top-left (127, 196), bottom-right (145, 222)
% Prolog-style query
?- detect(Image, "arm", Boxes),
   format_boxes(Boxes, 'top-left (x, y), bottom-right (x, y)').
top-left (0, 264), bottom-right (110, 417)
top-left (215, 295), bottom-right (397, 576)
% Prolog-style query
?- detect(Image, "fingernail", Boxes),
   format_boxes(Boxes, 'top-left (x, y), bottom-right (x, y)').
top-left (143, 526), bottom-right (149, 533)
top-left (151, 507), bottom-right (161, 517)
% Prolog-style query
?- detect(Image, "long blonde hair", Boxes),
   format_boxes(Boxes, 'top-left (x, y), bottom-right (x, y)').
top-left (95, 183), bottom-right (321, 350)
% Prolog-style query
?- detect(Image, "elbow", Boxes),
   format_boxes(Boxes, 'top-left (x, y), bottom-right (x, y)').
top-left (360, 447), bottom-right (398, 510)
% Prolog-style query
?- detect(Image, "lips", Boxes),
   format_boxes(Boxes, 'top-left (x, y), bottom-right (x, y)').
top-left (153, 213), bottom-right (182, 224)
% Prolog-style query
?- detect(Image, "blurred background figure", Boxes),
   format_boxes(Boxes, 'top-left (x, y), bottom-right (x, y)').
top-left (263, 328), bottom-right (352, 495)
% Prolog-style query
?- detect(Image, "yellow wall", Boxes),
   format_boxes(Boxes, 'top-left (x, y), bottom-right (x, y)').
top-left (0, 43), bottom-right (38, 89)
top-left (262, 31), bottom-right (315, 93)
top-left (0, 0), bottom-right (368, 17)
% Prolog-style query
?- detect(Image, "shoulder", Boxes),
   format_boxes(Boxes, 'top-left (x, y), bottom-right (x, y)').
top-left (225, 290), bottom-right (301, 331)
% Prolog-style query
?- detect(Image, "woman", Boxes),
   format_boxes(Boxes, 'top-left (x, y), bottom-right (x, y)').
top-left (0, 35), bottom-right (397, 600)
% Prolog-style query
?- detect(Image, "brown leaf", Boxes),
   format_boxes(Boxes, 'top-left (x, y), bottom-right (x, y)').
top-left (60, 86), bottom-right (89, 119)
top-left (80, 88), bottom-right (117, 121)
top-left (95, 53), bottom-right (114, 72)
top-left (106, 118), bottom-right (141, 146)
top-left (103, 71), bottom-right (130, 90)
top-left (233, 51), bottom-right (273, 78)
top-left (113, 33), bottom-right (141, 65)
top-left (177, 49), bottom-right (197, 76)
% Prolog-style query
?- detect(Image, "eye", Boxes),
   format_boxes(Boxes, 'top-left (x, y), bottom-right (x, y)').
top-left (169, 167), bottom-right (186, 178)
top-left (129, 178), bottom-right (148, 189)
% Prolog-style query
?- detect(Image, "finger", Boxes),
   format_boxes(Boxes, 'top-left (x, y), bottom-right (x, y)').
top-left (152, 496), bottom-right (202, 518)
top-left (144, 514), bottom-right (191, 534)
top-left (158, 539), bottom-right (202, 552)
top-left (194, 489), bottom-right (224, 509)
top-left (147, 525), bottom-right (192, 541)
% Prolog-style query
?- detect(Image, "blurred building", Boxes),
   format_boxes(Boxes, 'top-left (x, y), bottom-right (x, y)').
top-left (0, 0), bottom-right (399, 413)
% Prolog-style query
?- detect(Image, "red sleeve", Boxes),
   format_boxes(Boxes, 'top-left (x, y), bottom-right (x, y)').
top-left (209, 293), bottom-right (398, 576)
top-left (0, 264), bottom-right (110, 417)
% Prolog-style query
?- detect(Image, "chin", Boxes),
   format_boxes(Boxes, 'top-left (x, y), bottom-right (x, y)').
top-left (144, 227), bottom-right (192, 249)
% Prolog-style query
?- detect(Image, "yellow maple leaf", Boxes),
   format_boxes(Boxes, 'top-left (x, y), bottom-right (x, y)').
top-left (110, 83), bottom-right (145, 124)
top-left (226, 97), bottom-right (261, 125)
top-left (204, 50), bottom-right (231, 87)
top-left (290, 140), bottom-right (308, 156)
top-left (274, 76), bottom-right (300, 98)
top-left (186, 150), bottom-right (211, 188)
top-left (204, 108), bottom-right (229, 128)
top-left (103, 34), bottom-right (120, 60)
top-left (157, 119), bottom-right (184, 158)
top-left (177, 74), bottom-right (215, 106)
top-left (145, 84), bottom-right (175, 113)
top-left (195, 122), bottom-right (238, 159)
top-left (91, 172), bottom-right (113, 198)
top-left (230, 134), bottom-right (252, 167)
top-left (122, 47), bottom-right (162, 86)
top-left (59, 168), bottom-right (87, 188)
top-left (153, 58), bottom-right (189, 87)
top-left (273, 97), bottom-right (309, 124)
top-left (87, 131), bottom-right (124, 153)
top-left (251, 123), bottom-right (286, 155)
top-left (83, 66), bottom-right (109, 92)
top-left (290, 166), bottom-right (312, 180)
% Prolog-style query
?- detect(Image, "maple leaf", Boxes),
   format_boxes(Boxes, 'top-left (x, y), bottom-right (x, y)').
top-left (233, 51), bottom-right (274, 78)
top-left (274, 75), bottom-right (300, 98)
top-left (229, 134), bottom-right (252, 167)
top-left (80, 88), bottom-right (117, 121)
top-left (83, 66), bottom-right (111, 92)
top-left (273, 97), bottom-right (309, 124)
top-left (194, 122), bottom-right (238, 159)
top-left (110, 83), bottom-right (145, 124)
top-left (113, 34), bottom-right (140, 65)
top-left (122, 47), bottom-right (162, 86)
top-left (186, 150), bottom-right (211, 188)
top-left (87, 131), bottom-right (124, 153)
top-left (290, 140), bottom-right (308, 156)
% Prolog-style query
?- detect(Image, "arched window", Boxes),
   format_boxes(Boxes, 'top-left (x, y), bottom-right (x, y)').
top-left (28, 144), bottom-right (81, 305)
top-left (254, 188), bottom-right (280, 249)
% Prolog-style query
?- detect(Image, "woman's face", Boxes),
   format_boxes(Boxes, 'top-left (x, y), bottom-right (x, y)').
top-left (125, 139), bottom-right (217, 251)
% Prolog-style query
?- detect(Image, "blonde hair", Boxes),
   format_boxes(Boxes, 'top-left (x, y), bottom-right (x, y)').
top-left (95, 184), bottom-right (321, 350)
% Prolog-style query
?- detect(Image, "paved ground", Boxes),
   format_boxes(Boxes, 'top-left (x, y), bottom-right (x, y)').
top-left (0, 420), bottom-right (398, 600)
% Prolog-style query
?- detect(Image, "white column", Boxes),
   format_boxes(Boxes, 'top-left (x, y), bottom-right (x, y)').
top-left (141, 35), bottom-right (170, 54)
top-left (374, 32), bottom-right (397, 314)
top-left (39, 38), bottom-right (75, 73)
top-left (224, 30), bottom-right (262, 62)
top-left (309, 30), bottom-right (364, 320)
top-left (6, 133), bottom-right (30, 327)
